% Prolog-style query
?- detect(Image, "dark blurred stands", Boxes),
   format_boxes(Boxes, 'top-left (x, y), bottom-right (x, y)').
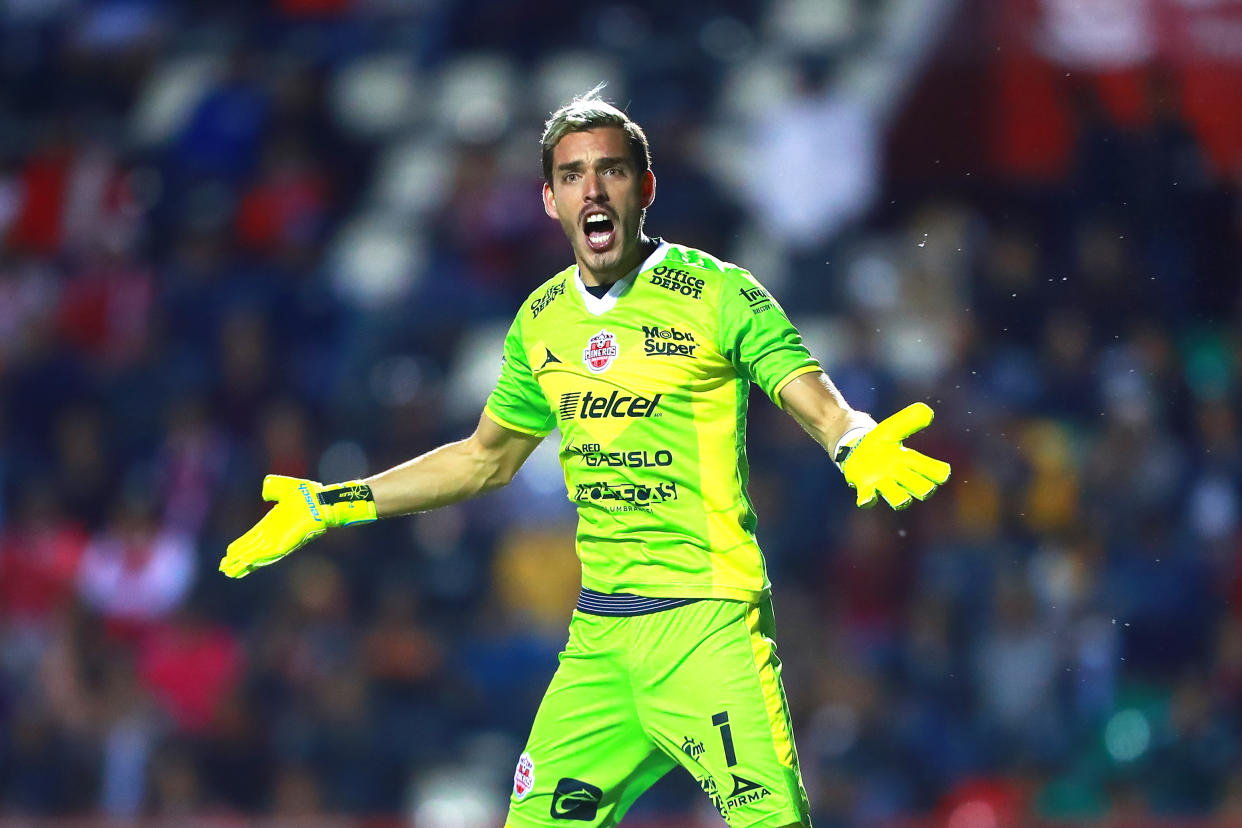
top-left (0, 0), bottom-right (1239, 825)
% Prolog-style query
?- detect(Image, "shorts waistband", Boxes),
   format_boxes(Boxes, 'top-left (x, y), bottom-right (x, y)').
top-left (575, 588), bottom-right (702, 617)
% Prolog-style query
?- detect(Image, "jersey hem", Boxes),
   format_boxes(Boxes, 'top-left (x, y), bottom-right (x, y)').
top-left (769, 364), bottom-right (822, 409)
top-left (732, 811), bottom-right (811, 828)
top-left (483, 406), bottom-right (552, 437)
top-left (578, 574), bottom-right (769, 604)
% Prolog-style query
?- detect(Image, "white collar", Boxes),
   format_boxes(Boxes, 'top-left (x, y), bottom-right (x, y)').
top-left (573, 240), bottom-right (670, 316)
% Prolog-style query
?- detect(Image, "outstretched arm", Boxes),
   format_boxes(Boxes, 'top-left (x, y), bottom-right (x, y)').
top-left (219, 413), bottom-right (543, 578)
top-left (778, 371), bottom-right (878, 454)
top-left (779, 371), bottom-right (950, 510)
top-left (369, 412), bottom-right (544, 516)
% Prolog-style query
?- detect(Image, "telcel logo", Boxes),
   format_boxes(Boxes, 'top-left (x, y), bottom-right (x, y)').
top-left (559, 390), bottom-right (662, 420)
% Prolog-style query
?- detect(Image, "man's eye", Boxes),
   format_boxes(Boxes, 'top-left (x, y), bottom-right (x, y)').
top-left (564, 173), bottom-right (581, 183)
top-left (605, 167), bottom-right (622, 176)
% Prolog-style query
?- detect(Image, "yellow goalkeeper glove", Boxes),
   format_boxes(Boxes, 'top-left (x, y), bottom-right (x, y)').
top-left (837, 402), bottom-right (951, 510)
top-left (219, 474), bottom-right (377, 578)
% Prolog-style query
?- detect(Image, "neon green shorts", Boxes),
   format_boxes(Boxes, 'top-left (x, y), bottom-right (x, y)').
top-left (505, 597), bottom-right (812, 828)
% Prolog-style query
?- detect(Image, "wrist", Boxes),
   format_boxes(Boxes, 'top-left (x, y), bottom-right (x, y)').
top-left (833, 425), bottom-right (873, 468)
top-left (317, 480), bottom-right (378, 526)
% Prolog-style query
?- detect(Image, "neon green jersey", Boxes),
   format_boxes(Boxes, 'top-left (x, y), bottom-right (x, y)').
top-left (484, 241), bottom-right (820, 602)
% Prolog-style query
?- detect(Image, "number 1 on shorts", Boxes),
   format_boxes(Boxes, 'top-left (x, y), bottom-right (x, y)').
top-left (712, 711), bottom-right (738, 767)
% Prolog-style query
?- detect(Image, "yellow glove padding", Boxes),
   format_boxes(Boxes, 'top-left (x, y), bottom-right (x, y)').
top-left (839, 403), bottom-right (951, 510)
top-left (219, 475), bottom-right (377, 579)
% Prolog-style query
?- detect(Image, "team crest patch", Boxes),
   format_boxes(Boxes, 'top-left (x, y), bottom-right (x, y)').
top-left (513, 752), bottom-right (535, 799)
top-left (583, 329), bottom-right (618, 373)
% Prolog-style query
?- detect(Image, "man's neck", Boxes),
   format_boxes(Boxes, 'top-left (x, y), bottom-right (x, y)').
top-left (579, 235), bottom-right (657, 288)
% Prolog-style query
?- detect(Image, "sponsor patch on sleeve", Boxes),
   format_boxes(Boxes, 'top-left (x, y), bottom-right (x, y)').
top-left (513, 751), bottom-right (535, 800)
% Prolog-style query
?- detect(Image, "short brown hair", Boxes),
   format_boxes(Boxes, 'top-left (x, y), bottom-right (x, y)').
top-left (541, 84), bottom-right (651, 184)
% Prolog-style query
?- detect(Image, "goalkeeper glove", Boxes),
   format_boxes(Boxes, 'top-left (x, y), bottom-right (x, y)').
top-left (219, 475), bottom-right (377, 579)
top-left (836, 402), bottom-right (951, 510)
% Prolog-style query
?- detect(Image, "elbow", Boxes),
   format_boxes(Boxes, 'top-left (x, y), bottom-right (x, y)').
top-left (482, 462), bottom-right (519, 492)
top-left (463, 419), bottom-right (539, 495)
top-left (468, 441), bottom-right (521, 494)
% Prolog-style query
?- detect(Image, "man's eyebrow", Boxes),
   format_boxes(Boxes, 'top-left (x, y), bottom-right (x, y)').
top-left (555, 156), bottom-right (632, 172)
top-left (592, 156), bottom-right (630, 168)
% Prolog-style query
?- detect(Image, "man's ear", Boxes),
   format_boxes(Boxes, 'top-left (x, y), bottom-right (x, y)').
top-left (641, 170), bottom-right (656, 209)
top-left (542, 182), bottom-right (558, 219)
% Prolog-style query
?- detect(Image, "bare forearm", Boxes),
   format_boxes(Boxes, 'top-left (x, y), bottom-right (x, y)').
top-left (217, 415), bottom-right (540, 579)
top-left (363, 414), bottom-right (543, 518)
top-left (363, 439), bottom-right (502, 517)
top-left (779, 372), bottom-right (877, 455)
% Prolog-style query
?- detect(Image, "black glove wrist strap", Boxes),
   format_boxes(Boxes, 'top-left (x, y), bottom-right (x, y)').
top-left (317, 482), bottom-right (374, 506)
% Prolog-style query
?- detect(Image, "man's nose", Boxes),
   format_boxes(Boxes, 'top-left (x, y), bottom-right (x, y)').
top-left (583, 172), bottom-right (607, 201)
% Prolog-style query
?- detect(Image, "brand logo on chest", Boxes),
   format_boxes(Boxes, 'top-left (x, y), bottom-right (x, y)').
top-left (582, 329), bottom-right (619, 373)
top-left (642, 324), bottom-right (697, 358)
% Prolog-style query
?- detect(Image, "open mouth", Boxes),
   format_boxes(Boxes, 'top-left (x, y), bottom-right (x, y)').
top-left (583, 213), bottom-right (616, 253)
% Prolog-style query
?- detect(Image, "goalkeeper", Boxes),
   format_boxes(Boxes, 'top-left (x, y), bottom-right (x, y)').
top-left (221, 88), bottom-right (949, 828)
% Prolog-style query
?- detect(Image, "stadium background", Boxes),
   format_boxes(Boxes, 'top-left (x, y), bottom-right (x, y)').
top-left (1, 0), bottom-right (1240, 825)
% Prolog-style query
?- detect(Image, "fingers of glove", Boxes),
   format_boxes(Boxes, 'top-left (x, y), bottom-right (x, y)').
top-left (221, 552), bottom-right (274, 578)
top-left (220, 534), bottom-right (265, 578)
top-left (223, 518), bottom-right (269, 565)
top-left (220, 530), bottom-right (282, 578)
top-left (876, 478), bottom-right (914, 510)
top-left (870, 402), bottom-right (935, 444)
top-left (262, 474), bottom-right (306, 502)
top-left (893, 466), bottom-right (940, 501)
top-left (240, 547), bottom-right (292, 571)
top-left (221, 505), bottom-right (296, 574)
top-left (219, 553), bottom-right (249, 578)
top-left (903, 449), bottom-right (952, 485)
top-left (220, 561), bottom-right (249, 578)
top-left (221, 551), bottom-right (274, 579)
top-left (854, 482), bottom-right (879, 509)
top-left (220, 528), bottom-right (315, 578)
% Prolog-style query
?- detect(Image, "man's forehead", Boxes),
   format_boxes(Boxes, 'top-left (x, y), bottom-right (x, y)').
top-left (552, 127), bottom-right (630, 165)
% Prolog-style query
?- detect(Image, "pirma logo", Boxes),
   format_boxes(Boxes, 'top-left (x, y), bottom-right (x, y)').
top-left (550, 778), bottom-right (602, 821)
top-left (726, 774), bottom-right (771, 808)
top-left (583, 329), bottom-right (618, 373)
top-left (513, 752), bottom-right (535, 800)
top-left (537, 347), bottom-right (562, 371)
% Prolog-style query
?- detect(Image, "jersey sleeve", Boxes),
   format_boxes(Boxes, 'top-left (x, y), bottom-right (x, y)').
top-left (484, 315), bottom-right (555, 436)
top-left (718, 271), bottom-right (821, 407)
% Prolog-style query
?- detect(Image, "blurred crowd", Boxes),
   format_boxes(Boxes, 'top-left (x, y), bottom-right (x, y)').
top-left (0, 0), bottom-right (1240, 826)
